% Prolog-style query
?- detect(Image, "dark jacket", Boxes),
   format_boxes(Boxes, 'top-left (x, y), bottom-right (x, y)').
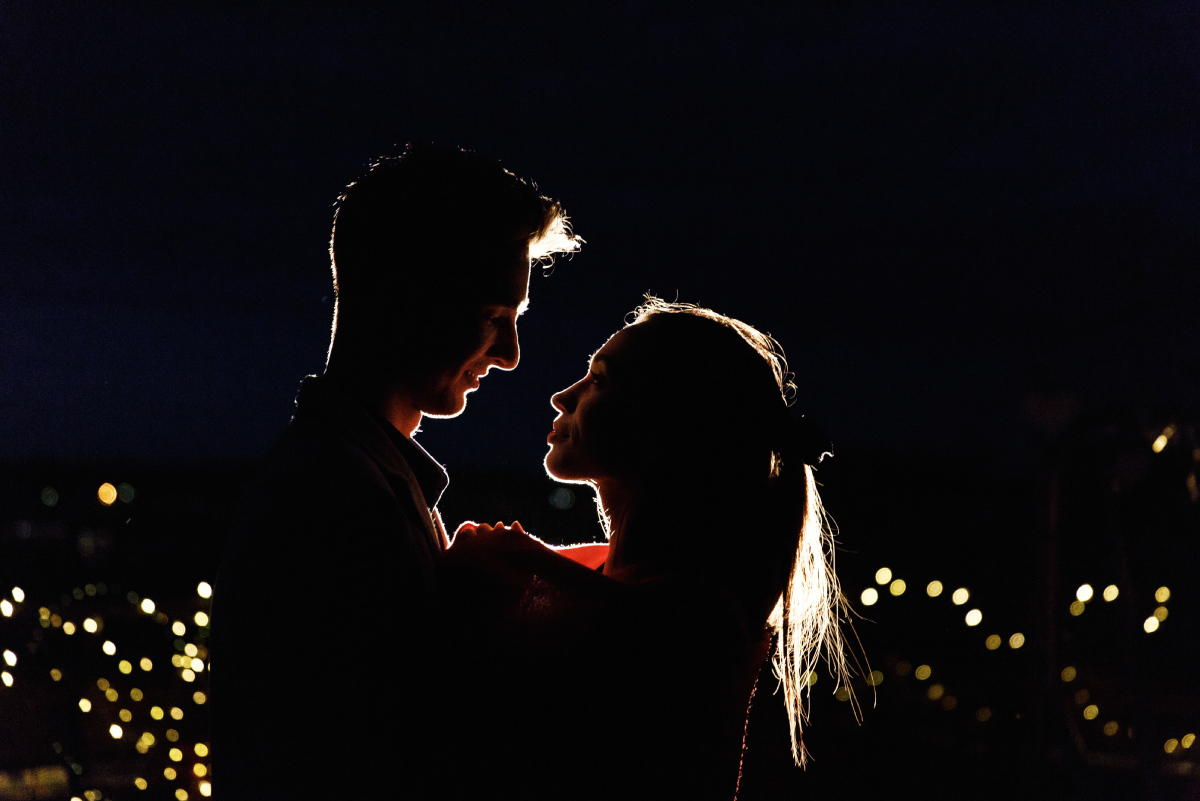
top-left (211, 375), bottom-right (449, 800)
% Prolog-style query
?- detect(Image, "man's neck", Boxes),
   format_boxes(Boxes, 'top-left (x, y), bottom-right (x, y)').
top-left (323, 361), bottom-right (421, 438)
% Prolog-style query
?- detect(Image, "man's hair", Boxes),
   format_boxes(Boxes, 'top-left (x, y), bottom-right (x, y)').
top-left (329, 143), bottom-right (579, 308)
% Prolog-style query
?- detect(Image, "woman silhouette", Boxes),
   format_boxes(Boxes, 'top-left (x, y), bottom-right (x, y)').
top-left (441, 299), bottom-right (854, 800)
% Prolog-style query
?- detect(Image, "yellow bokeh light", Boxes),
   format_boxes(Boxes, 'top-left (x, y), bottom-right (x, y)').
top-left (135, 778), bottom-right (147, 790)
top-left (140, 658), bottom-right (153, 672)
top-left (164, 768), bottom-right (176, 780)
top-left (1009, 632), bottom-right (1025, 649)
top-left (1083, 705), bottom-right (1099, 720)
top-left (175, 789), bottom-right (188, 801)
top-left (1076, 584), bottom-right (1093, 602)
top-left (184, 644), bottom-right (198, 657)
top-left (860, 588), bottom-right (878, 606)
top-left (889, 579), bottom-right (906, 596)
top-left (119, 709), bottom-right (132, 722)
top-left (1165, 739), bottom-right (1179, 754)
top-left (926, 580), bottom-right (943, 597)
top-left (1069, 601), bottom-right (1086, 616)
top-left (1144, 616), bottom-right (1160, 633)
top-left (131, 688), bottom-right (143, 702)
top-left (79, 698), bottom-right (92, 712)
top-left (96, 677), bottom-right (109, 690)
top-left (182, 669), bottom-right (196, 682)
top-left (141, 598), bottom-right (156, 615)
top-left (927, 683), bottom-right (945, 701)
top-left (50, 669), bottom-right (62, 681)
top-left (170, 707), bottom-right (184, 720)
top-left (191, 658), bottom-right (204, 672)
top-left (0, 601), bottom-right (11, 617)
top-left (194, 743), bottom-right (209, 757)
top-left (875, 567), bottom-right (892, 585)
top-left (2, 672), bottom-right (13, 687)
top-left (952, 588), bottom-right (969, 605)
top-left (193, 764), bottom-right (207, 777)
top-left (119, 660), bottom-right (133, 674)
top-left (1061, 666), bottom-right (1077, 682)
top-left (110, 724), bottom-right (124, 739)
top-left (169, 748), bottom-right (183, 762)
top-left (915, 664), bottom-right (932, 681)
top-left (197, 582), bottom-right (213, 599)
top-left (141, 732), bottom-right (156, 746)
top-left (985, 634), bottom-right (1001, 650)
top-left (83, 618), bottom-right (98, 634)
top-left (1156, 586), bottom-right (1170, 603)
top-left (102, 641), bottom-right (116, 656)
top-left (3, 650), bottom-right (16, 667)
top-left (172, 621), bottom-right (186, 636)
top-left (1104, 721), bottom-right (1119, 736)
top-left (194, 611), bottom-right (210, 627)
top-left (200, 782), bottom-right (211, 797)
top-left (105, 688), bottom-right (118, 702)
top-left (805, 671), bottom-right (818, 687)
top-left (1154, 606), bottom-right (1169, 622)
top-left (1182, 733), bottom-right (1195, 748)
top-left (63, 622), bottom-right (76, 635)
top-left (866, 670), bottom-right (884, 686)
top-left (50, 614), bottom-right (62, 628)
top-left (193, 691), bottom-right (207, 705)
top-left (1152, 434), bottom-right (1169, 453)
top-left (965, 609), bottom-right (982, 626)
top-left (151, 706), bottom-right (164, 720)
top-left (834, 686), bottom-right (851, 701)
top-left (98, 483), bottom-right (118, 506)
top-left (976, 707), bottom-right (992, 722)
top-left (1103, 584), bottom-right (1119, 602)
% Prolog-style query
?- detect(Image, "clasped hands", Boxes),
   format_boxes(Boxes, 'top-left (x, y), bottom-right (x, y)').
top-left (452, 520), bottom-right (608, 570)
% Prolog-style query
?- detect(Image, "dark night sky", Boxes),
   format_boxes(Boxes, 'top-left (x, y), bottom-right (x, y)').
top-left (3, 1), bottom-right (1198, 476)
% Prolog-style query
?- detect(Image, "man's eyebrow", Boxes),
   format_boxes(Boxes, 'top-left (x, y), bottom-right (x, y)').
top-left (589, 352), bottom-right (608, 368)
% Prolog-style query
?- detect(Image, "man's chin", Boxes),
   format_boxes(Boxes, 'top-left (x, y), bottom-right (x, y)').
top-left (421, 393), bottom-right (470, 421)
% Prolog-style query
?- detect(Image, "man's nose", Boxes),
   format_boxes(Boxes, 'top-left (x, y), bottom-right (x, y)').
top-left (488, 320), bottom-right (519, 371)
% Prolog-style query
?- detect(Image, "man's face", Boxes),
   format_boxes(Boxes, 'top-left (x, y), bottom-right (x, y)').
top-left (412, 243), bottom-right (531, 419)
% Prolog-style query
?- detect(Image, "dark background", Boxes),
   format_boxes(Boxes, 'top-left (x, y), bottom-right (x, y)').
top-left (2, 2), bottom-right (1198, 799)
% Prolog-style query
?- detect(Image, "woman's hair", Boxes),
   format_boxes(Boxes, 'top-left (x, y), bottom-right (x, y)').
top-left (619, 297), bottom-right (856, 765)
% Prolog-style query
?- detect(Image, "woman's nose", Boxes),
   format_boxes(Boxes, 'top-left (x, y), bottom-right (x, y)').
top-left (551, 385), bottom-right (573, 412)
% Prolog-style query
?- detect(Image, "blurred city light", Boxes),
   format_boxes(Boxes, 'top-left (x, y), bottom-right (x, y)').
top-left (1076, 584), bottom-right (1093, 602)
top-left (951, 588), bottom-right (969, 605)
top-left (926, 580), bottom-right (943, 597)
top-left (875, 567), bottom-right (893, 584)
top-left (97, 483), bottom-right (117, 506)
top-left (1103, 584), bottom-right (1119, 602)
top-left (861, 588), bottom-right (879, 606)
top-left (965, 609), bottom-right (982, 626)
top-left (889, 579), bottom-right (906, 596)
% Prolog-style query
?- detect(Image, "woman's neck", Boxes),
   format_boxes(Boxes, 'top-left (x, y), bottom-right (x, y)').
top-left (597, 479), bottom-right (674, 582)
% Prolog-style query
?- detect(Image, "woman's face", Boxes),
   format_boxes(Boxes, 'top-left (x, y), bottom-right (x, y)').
top-left (544, 327), bottom-right (648, 485)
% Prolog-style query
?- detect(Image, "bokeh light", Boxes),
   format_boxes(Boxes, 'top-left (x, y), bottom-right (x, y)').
top-left (109, 724), bottom-right (123, 739)
top-left (1102, 584), bottom-right (1119, 601)
top-left (976, 707), bottom-right (992, 722)
top-left (141, 598), bottom-right (156, 614)
top-left (1155, 586), bottom-right (1171, 603)
top-left (197, 582), bottom-right (213, 599)
top-left (915, 665), bottom-right (932, 681)
top-left (1061, 666), bottom-right (1077, 682)
top-left (1144, 616), bottom-right (1160, 633)
top-left (985, 634), bottom-right (1001, 650)
top-left (965, 609), bottom-right (982, 626)
top-left (952, 588), bottom-right (969, 605)
top-left (889, 579), bottom-right (906, 596)
top-left (1104, 721), bottom-right (1119, 736)
top-left (1154, 606), bottom-right (1169, 622)
top-left (1083, 705), bottom-right (1099, 720)
top-left (1069, 601), bottom-right (1085, 616)
top-left (861, 588), bottom-right (879, 606)
top-left (1009, 632), bottom-right (1025, 649)
top-left (1165, 739), bottom-right (1179, 754)
top-left (97, 483), bottom-right (118, 506)
top-left (875, 567), bottom-right (893, 584)
top-left (927, 683), bottom-right (945, 701)
top-left (926, 581), bottom-right (943, 597)
top-left (1076, 584), bottom-right (1093, 602)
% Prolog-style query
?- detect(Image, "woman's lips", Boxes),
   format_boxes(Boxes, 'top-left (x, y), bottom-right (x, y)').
top-left (548, 423), bottom-right (566, 443)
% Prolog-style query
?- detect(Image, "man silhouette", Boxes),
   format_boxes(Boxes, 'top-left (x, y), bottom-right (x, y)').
top-left (211, 144), bottom-right (579, 799)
